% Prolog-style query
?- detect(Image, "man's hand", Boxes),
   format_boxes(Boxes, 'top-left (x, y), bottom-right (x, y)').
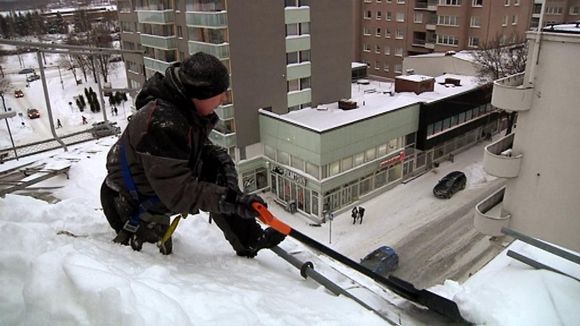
top-left (219, 190), bottom-right (267, 219)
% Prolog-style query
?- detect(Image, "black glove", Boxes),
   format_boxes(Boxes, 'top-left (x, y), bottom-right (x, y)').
top-left (237, 227), bottom-right (287, 258)
top-left (218, 189), bottom-right (267, 219)
top-left (203, 144), bottom-right (239, 191)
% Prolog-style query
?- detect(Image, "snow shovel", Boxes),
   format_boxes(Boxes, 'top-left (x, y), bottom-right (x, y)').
top-left (252, 202), bottom-right (466, 323)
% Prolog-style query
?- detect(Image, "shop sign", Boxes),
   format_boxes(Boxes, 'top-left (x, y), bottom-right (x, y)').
top-left (271, 165), bottom-right (307, 186)
top-left (378, 151), bottom-right (406, 169)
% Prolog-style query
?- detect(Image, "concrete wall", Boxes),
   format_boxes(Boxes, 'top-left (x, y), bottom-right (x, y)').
top-left (504, 31), bottom-right (580, 252)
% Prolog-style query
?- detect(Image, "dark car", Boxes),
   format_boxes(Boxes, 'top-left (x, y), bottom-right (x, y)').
top-left (91, 121), bottom-right (120, 138)
top-left (360, 246), bottom-right (399, 275)
top-left (26, 74), bottom-right (41, 82)
top-left (433, 171), bottom-right (467, 199)
top-left (27, 108), bottom-right (40, 119)
top-left (14, 90), bottom-right (24, 98)
top-left (19, 68), bottom-right (35, 74)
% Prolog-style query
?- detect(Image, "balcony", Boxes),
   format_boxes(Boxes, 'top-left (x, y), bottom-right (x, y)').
top-left (136, 10), bottom-right (175, 24)
top-left (286, 35), bottom-right (311, 53)
top-left (286, 62), bottom-right (311, 81)
top-left (425, 23), bottom-right (436, 30)
top-left (209, 129), bottom-right (237, 148)
top-left (140, 34), bottom-right (176, 50)
top-left (415, 0), bottom-right (437, 11)
top-left (188, 41), bottom-right (229, 59)
top-left (143, 57), bottom-right (176, 74)
top-left (185, 11), bottom-right (228, 28)
top-left (285, 6), bottom-right (310, 24)
top-left (491, 72), bottom-right (534, 112)
top-left (215, 104), bottom-right (234, 120)
top-left (483, 133), bottom-right (522, 178)
top-left (474, 186), bottom-right (511, 236)
top-left (412, 39), bottom-right (426, 47)
top-left (287, 88), bottom-right (312, 108)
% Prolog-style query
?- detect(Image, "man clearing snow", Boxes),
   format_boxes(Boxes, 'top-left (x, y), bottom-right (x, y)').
top-left (100, 52), bottom-right (285, 256)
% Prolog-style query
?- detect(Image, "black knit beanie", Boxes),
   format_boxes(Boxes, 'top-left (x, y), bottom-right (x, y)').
top-left (178, 52), bottom-right (229, 100)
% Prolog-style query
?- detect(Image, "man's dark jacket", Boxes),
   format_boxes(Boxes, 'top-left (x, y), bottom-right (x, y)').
top-left (104, 67), bottom-right (228, 216)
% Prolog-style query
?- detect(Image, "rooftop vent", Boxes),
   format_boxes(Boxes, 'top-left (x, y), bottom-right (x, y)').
top-left (338, 99), bottom-right (358, 110)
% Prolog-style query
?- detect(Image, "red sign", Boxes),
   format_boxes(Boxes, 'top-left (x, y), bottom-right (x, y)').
top-left (378, 151), bottom-right (406, 169)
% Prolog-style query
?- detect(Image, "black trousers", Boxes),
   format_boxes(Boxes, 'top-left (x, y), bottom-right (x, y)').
top-left (100, 181), bottom-right (124, 233)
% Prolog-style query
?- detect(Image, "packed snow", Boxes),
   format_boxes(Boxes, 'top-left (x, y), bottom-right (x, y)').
top-left (1, 38), bottom-right (579, 325)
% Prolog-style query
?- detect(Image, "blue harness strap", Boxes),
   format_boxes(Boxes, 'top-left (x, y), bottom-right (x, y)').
top-left (119, 141), bottom-right (160, 232)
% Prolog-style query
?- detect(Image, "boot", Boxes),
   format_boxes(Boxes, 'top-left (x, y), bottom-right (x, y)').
top-left (240, 227), bottom-right (286, 258)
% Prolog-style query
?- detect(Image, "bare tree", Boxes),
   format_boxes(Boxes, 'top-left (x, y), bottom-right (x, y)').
top-left (472, 33), bottom-right (528, 135)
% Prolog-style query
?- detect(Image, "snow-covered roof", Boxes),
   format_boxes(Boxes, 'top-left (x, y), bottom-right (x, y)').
top-left (352, 62), bottom-right (367, 69)
top-left (407, 50), bottom-right (477, 63)
top-left (396, 74), bottom-right (434, 82)
top-left (543, 22), bottom-right (580, 34)
top-left (260, 74), bottom-right (483, 132)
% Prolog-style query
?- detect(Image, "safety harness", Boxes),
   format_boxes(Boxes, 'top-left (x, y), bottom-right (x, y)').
top-left (118, 142), bottom-right (182, 252)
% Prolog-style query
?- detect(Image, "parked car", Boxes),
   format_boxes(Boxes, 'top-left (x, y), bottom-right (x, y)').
top-left (433, 171), bottom-right (467, 199)
top-left (360, 246), bottom-right (399, 276)
top-left (14, 90), bottom-right (24, 98)
top-left (27, 108), bottom-right (40, 119)
top-left (91, 121), bottom-right (120, 138)
top-left (18, 68), bottom-right (35, 74)
top-left (26, 74), bottom-right (41, 82)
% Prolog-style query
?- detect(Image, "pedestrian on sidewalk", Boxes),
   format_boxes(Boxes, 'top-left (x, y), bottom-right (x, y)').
top-left (81, 116), bottom-right (87, 125)
top-left (358, 206), bottom-right (365, 224)
top-left (351, 206), bottom-right (358, 224)
top-left (56, 119), bottom-right (63, 129)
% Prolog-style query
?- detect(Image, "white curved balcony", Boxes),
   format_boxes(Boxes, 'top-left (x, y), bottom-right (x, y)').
top-left (483, 133), bottom-right (522, 178)
top-left (474, 186), bottom-right (511, 236)
top-left (491, 72), bottom-right (534, 112)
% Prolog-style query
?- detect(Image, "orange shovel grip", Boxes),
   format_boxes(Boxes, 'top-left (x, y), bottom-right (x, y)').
top-left (252, 202), bottom-right (292, 235)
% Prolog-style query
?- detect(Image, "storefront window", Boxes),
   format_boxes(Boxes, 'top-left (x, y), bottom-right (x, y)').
top-left (388, 138), bottom-right (398, 150)
top-left (359, 175), bottom-right (373, 195)
top-left (297, 186), bottom-right (304, 210)
top-left (388, 163), bottom-right (401, 182)
top-left (304, 189), bottom-right (311, 214)
top-left (271, 174), bottom-right (278, 197)
top-left (256, 168), bottom-right (268, 190)
top-left (375, 171), bottom-right (387, 188)
top-left (312, 191), bottom-right (319, 216)
top-left (242, 171), bottom-right (256, 192)
top-left (265, 145), bottom-right (276, 160)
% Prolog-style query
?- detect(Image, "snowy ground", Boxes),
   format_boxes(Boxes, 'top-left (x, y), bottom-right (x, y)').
top-left (1, 45), bottom-right (579, 325)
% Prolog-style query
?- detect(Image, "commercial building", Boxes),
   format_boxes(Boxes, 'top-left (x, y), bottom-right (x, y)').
top-left (474, 24), bottom-right (580, 252)
top-left (357, 0), bottom-right (533, 79)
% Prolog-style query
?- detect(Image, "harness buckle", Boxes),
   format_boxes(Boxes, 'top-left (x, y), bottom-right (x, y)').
top-left (123, 220), bottom-right (140, 233)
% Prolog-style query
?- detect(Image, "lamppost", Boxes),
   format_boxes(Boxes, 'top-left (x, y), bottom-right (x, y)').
top-left (0, 92), bottom-right (18, 160)
top-left (324, 210), bottom-right (334, 245)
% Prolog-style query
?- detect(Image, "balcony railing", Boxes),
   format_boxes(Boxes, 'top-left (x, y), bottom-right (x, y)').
top-left (185, 11), bottom-right (228, 28)
top-left (209, 129), bottom-right (237, 148)
top-left (483, 133), bottom-right (523, 178)
top-left (136, 10), bottom-right (175, 24)
top-left (143, 57), bottom-right (176, 74)
top-left (474, 186), bottom-right (511, 236)
top-left (415, 0), bottom-right (437, 10)
top-left (215, 104), bottom-right (234, 120)
top-left (187, 41), bottom-right (229, 59)
top-left (491, 72), bottom-right (534, 112)
top-left (425, 42), bottom-right (435, 49)
top-left (140, 34), bottom-right (176, 50)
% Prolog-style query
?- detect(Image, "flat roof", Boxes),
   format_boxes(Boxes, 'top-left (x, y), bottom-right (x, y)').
top-left (259, 74), bottom-right (484, 132)
top-left (407, 50), bottom-right (477, 63)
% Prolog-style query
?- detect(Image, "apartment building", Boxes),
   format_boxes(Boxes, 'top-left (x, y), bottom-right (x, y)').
top-left (117, 0), bottom-right (353, 189)
top-left (531, 0), bottom-right (580, 29)
top-left (358, 0), bottom-right (533, 79)
top-left (474, 24), bottom-right (580, 252)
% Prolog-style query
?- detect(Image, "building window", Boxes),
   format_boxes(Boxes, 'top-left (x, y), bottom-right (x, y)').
top-left (414, 12), bottom-right (423, 23)
top-left (364, 10), bottom-right (372, 19)
top-left (384, 46), bottom-right (390, 55)
top-left (397, 0), bottom-right (405, 3)
top-left (512, 15), bottom-right (518, 25)
top-left (375, 45), bottom-right (381, 53)
top-left (386, 11), bottom-right (392, 21)
top-left (377, 11), bottom-right (382, 20)
top-left (376, 27), bottom-right (382, 36)
top-left (468, 36), bottom-right (480, 48)
top-left (396, 29), bottom-right (404, 39)
top-left (177, 25), bottom-right (183, 38)
top-left (504, 0), bottom-right (509, 6)
top-left (354, 152), bottom-right (364, 167)
top-left (502, 16), bottom-right (508, 26)
top-left (438, 15), bottom-right (458, 26)
top-left (546, 7), bottom-right (563, 15)
top-left (395, 47), bottom-right (403, 56)
top-left (375, 60), bottom-right (381, 70)
top-left (394, 64), bottom-right (402, 73)
top-left (384, 63), bottom-right (390, 72)
top-left (363, 43), bottom-right (371, 52)
top-left (514, 0), bottom-right (519, 5)
top-left (396, 12), bottom-right (405, 22)
top-left (385, 28), bottom-right (391, 38)
top-left (366, 148), bottom-right (376, 161)
top-left (342, 157), bottom-right (353, 171)
top-left (470, 16), bottom-right (480, 27)
top-left (363, 27), bottom-right (371, 36)
top-left (472, 0), bottom-right (482, 6)
top-left (436, 34), bottom-right (459, 46)
top-left (571, 6), bottom-right (580, 14)
top-left (439, 0), bottom-right (461, 5)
